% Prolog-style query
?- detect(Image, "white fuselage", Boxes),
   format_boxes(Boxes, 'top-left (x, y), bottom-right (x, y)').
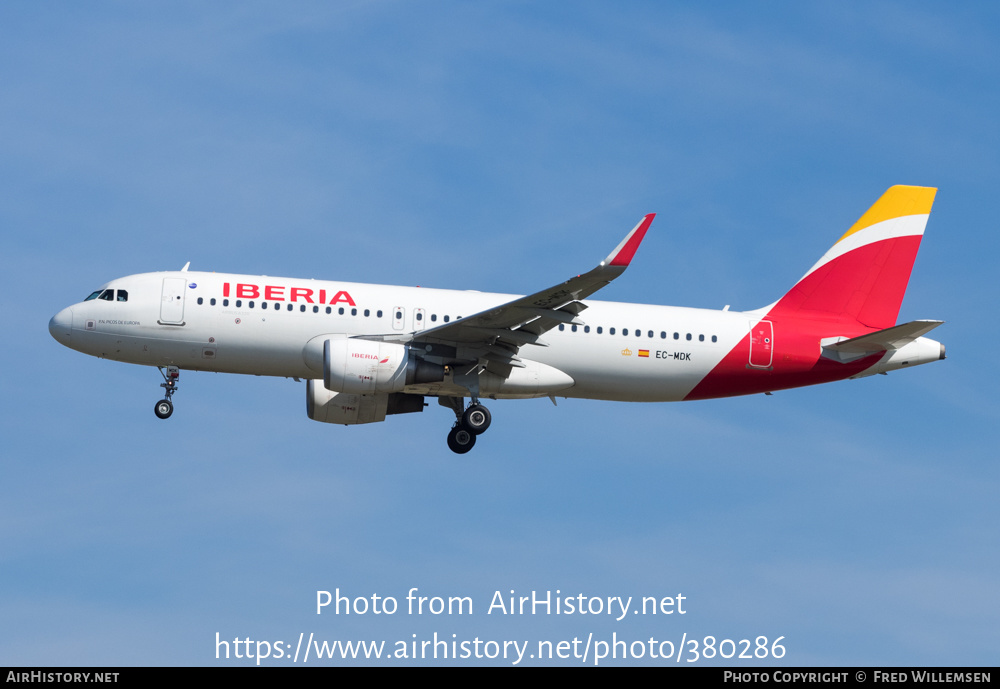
top-left (50, 270), bottom-right (753, 403)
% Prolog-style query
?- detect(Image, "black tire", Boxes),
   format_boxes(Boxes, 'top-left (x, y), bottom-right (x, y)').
top-left (447, 426), bottom-right (476, 454)
top-left (462, 404), bottom-right (492, 435)
top-left (154, 399), bottom-right (173, 419)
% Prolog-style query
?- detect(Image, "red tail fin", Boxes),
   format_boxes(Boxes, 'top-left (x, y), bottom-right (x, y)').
top-left (768, 186), bottom-right (936, 330)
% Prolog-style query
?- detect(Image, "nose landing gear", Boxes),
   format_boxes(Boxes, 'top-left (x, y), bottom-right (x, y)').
top-left (154, 366), bottom-right (180, 419)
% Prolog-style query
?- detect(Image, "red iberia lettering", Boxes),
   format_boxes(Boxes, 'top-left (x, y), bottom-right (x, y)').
top-left (236, 284), bottom-right (259, 299)
top-left (221, 282), bottom-right (355, 306)
top-left (329, 290), bottom-right (356, 306)
top-left (290, 287), bottom-right (315, 304)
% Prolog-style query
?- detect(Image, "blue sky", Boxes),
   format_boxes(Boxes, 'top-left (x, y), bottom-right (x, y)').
top-left (3, 1), bottom-right (997, 666)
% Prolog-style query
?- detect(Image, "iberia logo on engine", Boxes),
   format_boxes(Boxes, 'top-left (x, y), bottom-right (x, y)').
top-left (350, 353), bottom-right (392, 364)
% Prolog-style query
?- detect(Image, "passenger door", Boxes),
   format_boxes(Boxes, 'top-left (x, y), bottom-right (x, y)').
top-left (160, 278), bottom-right (187, 325)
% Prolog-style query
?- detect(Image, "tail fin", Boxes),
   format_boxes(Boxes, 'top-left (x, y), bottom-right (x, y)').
top-left (767, 185), bottom-right (936, 330)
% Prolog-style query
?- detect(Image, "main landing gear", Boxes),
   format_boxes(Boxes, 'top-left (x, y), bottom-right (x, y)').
top-left (442, 397), bottom-right (492, 454)
top-left (154, 366), bottom-right (180, 419)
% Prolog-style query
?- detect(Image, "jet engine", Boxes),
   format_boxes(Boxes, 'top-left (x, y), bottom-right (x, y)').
top-left (306, 381), bottom-right (426, 425)
top-left (308, 382), bottom-right (388, 425)
top-left (323, 338), bottom-right (444, 394)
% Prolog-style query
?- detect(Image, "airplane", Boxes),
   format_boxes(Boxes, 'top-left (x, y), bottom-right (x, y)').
top-left (49, 185), bottom-right (945, 454)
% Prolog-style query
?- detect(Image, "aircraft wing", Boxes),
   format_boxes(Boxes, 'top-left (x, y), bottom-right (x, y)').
top-left (391, 214), bottom-right (655, 377)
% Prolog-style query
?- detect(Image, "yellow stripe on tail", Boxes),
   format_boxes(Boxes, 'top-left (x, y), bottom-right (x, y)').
top-left (837, 185), bottom-right (937, 243)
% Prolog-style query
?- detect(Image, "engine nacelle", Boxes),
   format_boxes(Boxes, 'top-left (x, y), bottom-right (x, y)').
top-left (307, 381), bottom-right (388, 424)
top-left (323, 338), bottom-right (444, 394)
top-left (307, 381), bottom-right (426, 425)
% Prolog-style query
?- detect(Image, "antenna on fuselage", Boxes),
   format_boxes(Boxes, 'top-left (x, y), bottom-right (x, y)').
top-left (181, 262), bottom-right (190, 272)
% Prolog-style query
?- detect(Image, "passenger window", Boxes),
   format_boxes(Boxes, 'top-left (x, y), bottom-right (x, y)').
top-left (365, 309), bottom-right (371, 317)
top-left (699, 334), bottom-right (704, 342)
top-left (302, 305), bottom-right (307, 313)
top-left (623, 329), bottom-right (629, 336)
top-left (584, 326), bottom-right (590, 333)
top-left (571, 325), bottom-right (577, 332)
top-left (647, 330), bottom-right (653, 338)
top-left (339, 307), bottom-right (345, 315)
top-left (559, 324), bottom-right (565, 331)
top-left (673, 332), bottom-right (679, 340)
top-left (431, 314), bottom-right (437, 322)
top-left (712, 335), bottom-right (717, 343)
top-left (377, 310), bottom-right (383, 318)
top-left (287, 304), bottom-right (293, 311)
top-left (686, 333), bottom-right (692, 341)
top-left (610, 327), bottom-right (616, 335)
top-left (197, 297), bottom-right (203, 305)
top-left (326, 307), bottom-right (332, 314)
top-left (351, 308), bottom-right (357, 316)
top-left (597, 326), bottom-right (603, 334)
top-left (210, 298), bottom-right (216, 306)
top-left (444, 315), bottom-right (450, 323)
top-left (660, 331), bottom-right (666, 339)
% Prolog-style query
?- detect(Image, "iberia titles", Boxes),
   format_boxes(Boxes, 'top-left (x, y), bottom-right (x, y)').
top-left (221, 282), bottom-right (356, 306)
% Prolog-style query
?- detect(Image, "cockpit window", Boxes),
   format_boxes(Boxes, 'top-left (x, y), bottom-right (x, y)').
top-left (85, 288), bottom-right (125, 302)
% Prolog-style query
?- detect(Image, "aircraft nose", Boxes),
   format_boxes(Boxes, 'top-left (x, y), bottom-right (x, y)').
top-left (49, 306), bottom-right (73, 343)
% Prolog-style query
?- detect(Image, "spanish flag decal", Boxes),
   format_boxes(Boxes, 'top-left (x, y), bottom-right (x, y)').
top-left (638, 349), bottom-right (649, 357)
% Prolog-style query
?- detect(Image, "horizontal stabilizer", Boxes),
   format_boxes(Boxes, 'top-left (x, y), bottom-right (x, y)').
top-left (821, 320), bottom-right (943, 362)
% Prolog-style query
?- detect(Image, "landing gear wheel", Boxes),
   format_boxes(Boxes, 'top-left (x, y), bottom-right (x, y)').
top-left (155, 366), bottom-right (180, 420)
top-left (462, 404), bottom-right (492, 435)
top-left (154, 399), bottom-right (173, 419)
top-left (447, 426), bottom-right (476, 454)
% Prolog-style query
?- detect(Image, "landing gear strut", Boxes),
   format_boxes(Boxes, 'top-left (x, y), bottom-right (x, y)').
top-left (154, 366), bottom-right (180, 419)
top-left (441, 397), bottom-right (492, 454)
